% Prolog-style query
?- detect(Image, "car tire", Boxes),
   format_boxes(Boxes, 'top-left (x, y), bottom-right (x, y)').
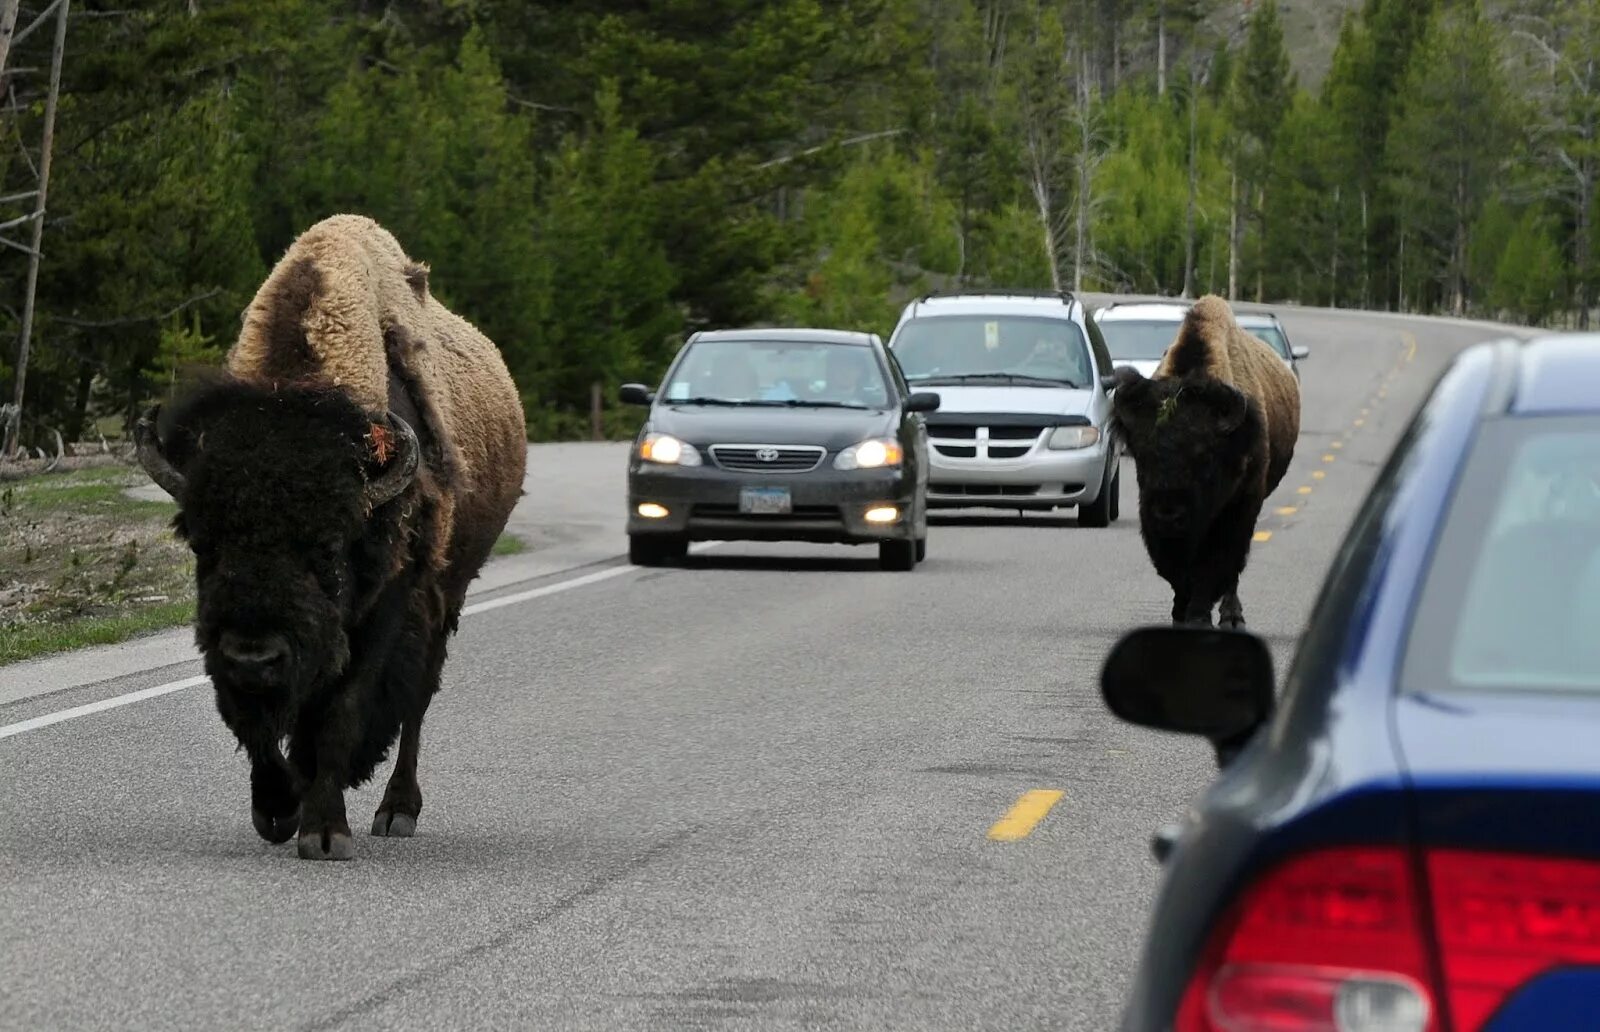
top-left (915, 536), bottom-right (927, 562)
top-left (1078, 458), bottom-right (1117, 528)
top-left (1108, 464), bottom-right (1121, 522)
top-left (879, 538), bottom-right (917, 571)
top-left (629, 534), bottom-right (687, 567)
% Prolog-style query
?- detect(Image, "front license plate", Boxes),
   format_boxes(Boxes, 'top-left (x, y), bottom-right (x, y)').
top-left (739, 486), bottom-right (792, 514)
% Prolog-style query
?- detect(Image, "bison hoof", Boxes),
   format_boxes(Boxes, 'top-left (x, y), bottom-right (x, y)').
top-left (297, 828), bottom-right (356, 861)
top-left (1220, 614), bottom-right (1246, 630)
top-left (252, 806), bottom-right (300, 844)
top-left (371, 810), bottom-right (418, 838)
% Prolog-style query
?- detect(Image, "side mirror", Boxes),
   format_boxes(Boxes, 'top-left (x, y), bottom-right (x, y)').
top-left (905, 391), bottom-right (941, 413)
top-left (1099, 625), bottom-right (1275, 767)
top-left (1100, 374), bottom-right (1121, 393)
top-left (1291, 346), bottom-right (1310, 360)
top-left (619, 383), bottom-right (654, 406)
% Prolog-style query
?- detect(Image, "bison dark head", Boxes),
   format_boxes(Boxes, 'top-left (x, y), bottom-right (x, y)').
top-left (134, 379), bottom-right (418, 698)
top-left (1110, 368), bottom-right (1263, 544)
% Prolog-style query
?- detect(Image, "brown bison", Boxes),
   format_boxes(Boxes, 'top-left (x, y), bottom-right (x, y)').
top-left (135, 214), bottom-right (527, 860)
top-left (1109, 296), bottom-right (1299, 628)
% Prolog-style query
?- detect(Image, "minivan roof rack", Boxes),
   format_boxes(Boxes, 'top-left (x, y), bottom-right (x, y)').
top-left (918, 288), bottom-right (1075, 305)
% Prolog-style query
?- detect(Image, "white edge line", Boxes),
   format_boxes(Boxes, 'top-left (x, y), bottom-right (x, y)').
top-left (0, 542), bottom-right (724, 740)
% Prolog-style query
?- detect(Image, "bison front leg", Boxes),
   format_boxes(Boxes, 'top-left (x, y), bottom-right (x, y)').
top-left (249, 750), bottom-right (301, 844)
top-left (373, 634), bottom-right (447, 838)
top-left (289, 698), bottom-right (360, 861)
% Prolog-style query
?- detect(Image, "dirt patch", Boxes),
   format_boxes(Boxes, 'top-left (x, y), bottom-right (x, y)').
top-left (0, 463), bottom-right (195, 665)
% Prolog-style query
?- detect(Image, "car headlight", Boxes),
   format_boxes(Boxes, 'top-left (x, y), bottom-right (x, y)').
top-left (638, 433), bottom-right (702, 466)
top-left (1047, 425), bottom-right (1101, 450)
top-left (834, 437), bottom-right (903, 470)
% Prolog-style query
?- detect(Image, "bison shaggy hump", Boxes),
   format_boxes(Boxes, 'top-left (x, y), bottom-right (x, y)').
top-left (1109, 295), bottom-right (1300, 629)
top-left (134, 214), bottom-right (526, 861)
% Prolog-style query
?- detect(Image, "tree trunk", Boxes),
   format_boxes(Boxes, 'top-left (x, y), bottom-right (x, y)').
top-left (1256, 184), bottom-right (1266, 304)
top-left (3, 0), bottom-right (68, 459)
top-left (1228, 169), bottom-right (1240, 301)
top-left (1360, 188), bottom-right (1371, 309)
top-left (65, 358), bottom-right (92, 443)
top-left (1074, 58), bottom-right (1091, 293)
top-left (1330, 185), bottom-right (1341, 308)
top-left (1182, 71), bottom-right (1199, 298)
top-left (1454, 164), bottom-right (1469, 317)
top-left (1575, 163), bottom-right (1592, 330)
top-left (590, 381), bottom-right (603, 441)
top-left (1157, 4), bottom-right (1167, 97)
top-left (0, 0), bottom-right (22, 86)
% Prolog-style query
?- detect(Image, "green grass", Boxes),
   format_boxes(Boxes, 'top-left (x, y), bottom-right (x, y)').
top-left (491, 532), bottom-right (527, 556)
top-left (1, 462), bottom-right (195, 667)
top-left (0, 600), bottom-right (196, 666)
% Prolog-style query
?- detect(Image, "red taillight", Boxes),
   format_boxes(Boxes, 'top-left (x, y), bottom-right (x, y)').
top-left (1176, 847), bottom-right (1438, 1032)
top-left (1428, 850), bottom-right (1600, 1031)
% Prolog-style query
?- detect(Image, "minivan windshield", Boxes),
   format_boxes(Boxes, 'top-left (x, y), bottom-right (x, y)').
top-left (892, 315), bottom-right (1091, 387)
top-left (1093, 319), bottom-right (1181, 362)
top-left (1404, 417), bottom-right (1600, 694)
top-left (662, 338), bottom-right (890, 409)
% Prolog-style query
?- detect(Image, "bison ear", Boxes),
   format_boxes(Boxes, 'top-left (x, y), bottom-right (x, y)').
top-left (1110, 374), bottom-right (1156, 458)
top-left (1211, 384), bottom-right (1250, 435)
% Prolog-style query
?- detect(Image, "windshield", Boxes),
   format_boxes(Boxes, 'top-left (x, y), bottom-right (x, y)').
top-left (662, 338), bottom-right (890, 408)
top-left (1405, 418), bottom-right (1600, 694)
top-left (1242, 322), bottom-right (1290, 359)
top-left (891, 315), bottom-right (1092, 386)
top-left (1093, 319), bottom-right (1181, 362)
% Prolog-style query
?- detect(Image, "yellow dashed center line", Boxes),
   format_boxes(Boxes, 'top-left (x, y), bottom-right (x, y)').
top-left (988, 789), bottom-right (1064, 842)
top-left (1331, 441), bottom-right (1344, 450)
top-left (1276, 506), bottom-right (1298, 516)
top-left (1297, 486), bottom-right (1313, 495)
top-left (1354, 418), bottom-right (1365, 427)
top-left (1253, 531), bottom-right (1273, 543)
top-left (1322, 454), bottom-right (1336, 463)
top-left (1313, 470), bottom-right (1326, 480)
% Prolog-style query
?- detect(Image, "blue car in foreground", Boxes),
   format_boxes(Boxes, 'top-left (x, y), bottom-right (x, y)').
top-left (1100, 333), bottom-right (1600, 1032)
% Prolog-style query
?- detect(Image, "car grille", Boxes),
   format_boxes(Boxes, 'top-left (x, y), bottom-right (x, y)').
top-left (988, 446), bottom-right (1032, 459)
top-left (932, 483), bottom-right (1042, 497)
top-left (709, 445), bottom-right (825, 473)
top-left (935, 445), bottom-right (978, 459)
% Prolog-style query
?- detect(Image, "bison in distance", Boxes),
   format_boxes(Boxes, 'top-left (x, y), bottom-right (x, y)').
top-left (1110, 295), bottom-right (1300, 629)
top-left (135, 214), bottom-right (526, 861)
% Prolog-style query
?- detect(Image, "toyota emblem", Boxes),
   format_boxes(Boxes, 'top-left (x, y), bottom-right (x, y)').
top-left (755, 447), bottom-right (780, 463)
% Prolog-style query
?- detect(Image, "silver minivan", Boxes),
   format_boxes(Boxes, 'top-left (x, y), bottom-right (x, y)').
top-left (885, 290), bottom-right (1124, 527)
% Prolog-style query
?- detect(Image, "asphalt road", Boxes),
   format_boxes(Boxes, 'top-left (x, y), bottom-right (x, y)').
top-left (0, 306), bottom-right (1529, 1031)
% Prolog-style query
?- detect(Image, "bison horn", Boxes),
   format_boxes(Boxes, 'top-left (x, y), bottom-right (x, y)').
top-left (364, 413), bottom-right (420, 508)
top-left (133, 405), bottom-right (187, 500)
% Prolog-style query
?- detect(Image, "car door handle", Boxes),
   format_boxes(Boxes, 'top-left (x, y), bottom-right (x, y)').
top-left (1150, 823), bottom-right (1183, 864)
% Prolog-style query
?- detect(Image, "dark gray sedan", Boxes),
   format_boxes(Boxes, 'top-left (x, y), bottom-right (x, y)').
top-left (619, 328), bottom-right (940, 571)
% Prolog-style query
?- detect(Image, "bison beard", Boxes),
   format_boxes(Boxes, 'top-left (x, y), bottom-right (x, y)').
top-left (135, 379), bottom-right (473, 860)
top-left (1109, 298), bottom-right (1298, 629)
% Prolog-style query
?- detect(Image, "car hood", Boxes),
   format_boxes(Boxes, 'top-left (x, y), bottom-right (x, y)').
top-left (649, 404), bottom-right (895, 451)
top-left (908, 385), bottom-right (1094, 419)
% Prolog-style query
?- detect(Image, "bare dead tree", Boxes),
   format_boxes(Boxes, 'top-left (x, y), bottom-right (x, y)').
top-left (2, 0), bottom-right (68, 459)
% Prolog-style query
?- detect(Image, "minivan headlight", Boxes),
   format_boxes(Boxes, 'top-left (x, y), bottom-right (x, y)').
top-left (1047, 426), bottom-right (1101, 450)
top-left (639, 433), bottom-right (702, 466)
top-left (835, 438), bottom-right (903, 470)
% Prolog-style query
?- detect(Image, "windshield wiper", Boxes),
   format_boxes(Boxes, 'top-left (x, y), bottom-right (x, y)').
top-left (675, 396), bottom-right (785, 407)
top-left (777, 399), bottom-right (872, 409)
top-left (909, 373), bottom-right (1082, 388)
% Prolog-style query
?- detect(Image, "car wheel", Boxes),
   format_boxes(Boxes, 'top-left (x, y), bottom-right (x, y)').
top-left (1078, 458), bottom-right (1116, 528)
top-left (879, 538), bottom-right (917, 571)
top-left (914, 536), bottom-right (927, 562)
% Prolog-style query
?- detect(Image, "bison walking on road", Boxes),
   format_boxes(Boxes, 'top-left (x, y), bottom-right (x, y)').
top-left (1109, 295), bottom-right (1299, 628)
top-left (135, 214), bottom-right (527, 860)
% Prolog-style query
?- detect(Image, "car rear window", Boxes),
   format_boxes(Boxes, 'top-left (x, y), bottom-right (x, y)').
top-left (892, 315), bottom-right (1091, 386)
top-left (1404, 416), bottom-right (1600, 694)
top-left (1093, 319), bottom-right (1181, 361)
